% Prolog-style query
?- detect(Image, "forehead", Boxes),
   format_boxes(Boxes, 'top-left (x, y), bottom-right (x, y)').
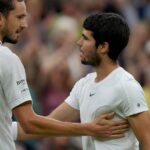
top-left (82, 29), bottom-right (93, 36)
top-left (9, 1), bottom-right (27, 16)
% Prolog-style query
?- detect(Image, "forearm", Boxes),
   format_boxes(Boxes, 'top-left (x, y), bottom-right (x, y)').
top-left (26, 114), bottom-right (90, 136)
top-left (17, 122), bottom-right (42, 141)
top-left (14, 103), bottom-right (91, 137)
top-left (13, 116), bottom-right (90, 141)
top-left (13, 103), bottom-right (91, 140)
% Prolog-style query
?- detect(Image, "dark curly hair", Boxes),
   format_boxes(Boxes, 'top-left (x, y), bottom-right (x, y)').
top-left (83, 12), bottom-right (130, 61)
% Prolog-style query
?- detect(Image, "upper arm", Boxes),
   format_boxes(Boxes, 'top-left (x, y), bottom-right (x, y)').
top-left (120, 79), bottom-right (148, 116)
top-left (13, 101), bottom-right (35, 130)
top-left (49, 102), bottom-right (80, 122)
top-left (1, 53), bottom-right (32, 109)
top-left (128, 111), bottom-right (150, 147)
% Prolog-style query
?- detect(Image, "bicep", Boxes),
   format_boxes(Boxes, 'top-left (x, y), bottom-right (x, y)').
top-left (48, 102), bottom-right (80, 122)
top-left (13, 101), bottom-right (35, 128)
top-left (128, 111), bottom-right (150, 145)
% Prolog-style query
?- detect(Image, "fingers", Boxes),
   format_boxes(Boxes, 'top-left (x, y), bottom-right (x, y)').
top-left (108, 134), bottom-right (125, 139)
top-left (113, 120), bottom-right (128, 126)
top-left (107, 122), bottom-right (129, 136)
top-left (110, 128), bottom-right (128, 135)
top-left (95, 128), bottom-right (127, 139)
top-left (94, 130), bottom-right (126, 139)
top-left (109, 123), bottom-right (129, 131)
top-left (104, 123), bottom-right (129, 138)
top-left (110, 121), bottom-right (129, 131)
top-left (100, 112), bottom-right (115, 120)
top-left (94, 112), bottom-right (115, 125)
top-left (92, 123), bottom-right (128, 139)
top-left (104, 112), bottom-right (115, 120)
top-left (110, 120), bottom-right (130, 129)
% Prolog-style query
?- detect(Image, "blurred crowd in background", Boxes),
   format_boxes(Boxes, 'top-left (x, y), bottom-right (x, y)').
top-left (7, 0), bottom-right (150, 149)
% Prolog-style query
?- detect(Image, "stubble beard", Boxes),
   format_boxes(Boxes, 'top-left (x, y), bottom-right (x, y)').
top-left (3, 35), bottom-right (18, 44)
top-left (81, 51), bottom-right (101, 67)
top-left (2, 26), bottom-right (18, 44)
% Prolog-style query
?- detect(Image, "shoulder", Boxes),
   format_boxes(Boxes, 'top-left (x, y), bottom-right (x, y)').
top-left (122, 78), bottom-right (143, 94)
top-left (119, 68), bottom-right (141, 90)
top-left (112, 68), bottom-right (142, 96)
top-left (76, 72), bottom-right (96, 85)
top-left (118, 69), bottom-right (143, 96)
top-left (0, 45), bottom-right (24, 78)
top-left (0, 45), bottom-right (22, 66)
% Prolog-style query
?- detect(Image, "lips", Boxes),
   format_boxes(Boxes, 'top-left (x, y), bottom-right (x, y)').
top-left (16, 30), bottom-right (20, 34)
top-left (16, 28), bottom-right (24, 34)
top-left (80, 51), bottom-right (84, 58)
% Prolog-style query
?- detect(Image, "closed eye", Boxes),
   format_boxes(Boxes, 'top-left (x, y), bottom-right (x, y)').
top-left (16, 14), bottom-right (26, 20)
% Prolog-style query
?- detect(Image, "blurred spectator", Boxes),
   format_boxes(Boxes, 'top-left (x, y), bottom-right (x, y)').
top-left (119, 21), bottom-right (150, 84)
top-left (35, 137), bottom-right (81, 150)
top-left (39, 63), bottom-right (72, 115)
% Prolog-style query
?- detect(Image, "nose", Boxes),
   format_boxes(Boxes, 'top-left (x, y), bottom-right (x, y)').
top-left (77, 38), bottom-right (82, 46)
top-left (21, 18), bottom-right (28, 29)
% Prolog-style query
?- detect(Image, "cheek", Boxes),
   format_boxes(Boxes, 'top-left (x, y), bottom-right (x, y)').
top-left (83, 42), bottom-right (95, 50)
top-left (6, 26), bottom-right (14, 36)
top-left (8, 17), bottom-right (18, 29)
top-left (85, 44), bottom-right (96, 55)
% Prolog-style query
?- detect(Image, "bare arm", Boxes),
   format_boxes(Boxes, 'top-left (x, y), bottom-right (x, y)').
top-left (15, 102), bottom-right (80, 140)
top-left (49, 102), bottom-right (80, 122)
top-left (13, 101), bottom-right (101, 137)
top-left (14, 102), bottom-right (128, 140)
top-left (128, 111), bottom-right (150, 150)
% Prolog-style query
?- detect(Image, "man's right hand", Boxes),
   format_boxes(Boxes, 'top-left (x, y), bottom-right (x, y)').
top-left (87, 112), bottom-right (129, 138)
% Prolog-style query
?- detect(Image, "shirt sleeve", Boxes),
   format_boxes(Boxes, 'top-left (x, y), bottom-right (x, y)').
top-left (0, 53), bottom-right (32, 109)
top-left (120, 79), bottom-right (148, 117)
top-left (65, 79), bottom-right (83, 110)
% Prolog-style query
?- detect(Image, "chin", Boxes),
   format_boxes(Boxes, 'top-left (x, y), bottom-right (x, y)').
top-left (3, 35), bottom-right (19, 44)
top-left (81, 60), bottom-right (89, 65)
top-left (4, 38), bottom-right (18, 44)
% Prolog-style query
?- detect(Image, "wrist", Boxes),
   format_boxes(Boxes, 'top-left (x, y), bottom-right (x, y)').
top-left (71, 122), bottom-right (93, 136)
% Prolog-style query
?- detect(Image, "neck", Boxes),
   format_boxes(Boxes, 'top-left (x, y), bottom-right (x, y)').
top-left (94, 60), bottom-right (118, 82)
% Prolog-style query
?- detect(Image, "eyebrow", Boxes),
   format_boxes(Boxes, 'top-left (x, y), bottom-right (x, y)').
top-left (82, 33), bottom-right (88, 39)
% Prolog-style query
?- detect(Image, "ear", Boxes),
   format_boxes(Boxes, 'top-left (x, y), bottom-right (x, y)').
top-left (97, 42), bottom-right (109, 54)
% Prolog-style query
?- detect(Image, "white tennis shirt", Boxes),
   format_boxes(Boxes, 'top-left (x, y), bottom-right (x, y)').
top-left (65, 67), bottom-right (148, 150)
top-left (0, 44), bottom-right (32, 150)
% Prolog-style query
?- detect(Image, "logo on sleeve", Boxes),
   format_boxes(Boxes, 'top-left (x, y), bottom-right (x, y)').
top-left (89, 93), bottom-right (96, 97)
top-left (16, 79), bottom-right (25, 85)
top-left (137, 103), bottom-right (140, 107)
